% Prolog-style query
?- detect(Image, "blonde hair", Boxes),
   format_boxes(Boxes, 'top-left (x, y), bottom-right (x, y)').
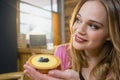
top-left (69, 0), bottom-right (120, 80)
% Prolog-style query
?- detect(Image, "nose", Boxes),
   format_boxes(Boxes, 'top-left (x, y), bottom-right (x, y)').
top-left (76, 23), bottom-right (86, 35)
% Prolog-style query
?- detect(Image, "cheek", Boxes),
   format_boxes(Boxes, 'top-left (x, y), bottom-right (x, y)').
top-left (88, 31), bottom-right (108, 44)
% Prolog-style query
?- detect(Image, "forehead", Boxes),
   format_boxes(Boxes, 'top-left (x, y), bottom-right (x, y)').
top-left (78, 1), bottom-right (108, 24)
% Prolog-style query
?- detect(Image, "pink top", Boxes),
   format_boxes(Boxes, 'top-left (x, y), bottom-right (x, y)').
top-left (54, 44), bottom-right (71, 70)
top-left (54, 44), bottom-right (110, 79)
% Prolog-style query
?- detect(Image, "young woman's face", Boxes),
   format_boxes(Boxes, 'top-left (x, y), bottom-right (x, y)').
top-left (72, 1), bottom-right (110, 51)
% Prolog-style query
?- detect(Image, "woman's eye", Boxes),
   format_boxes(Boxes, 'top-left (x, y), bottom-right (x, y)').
top-left (75, 17), bottom-right (81, 24)
top-left (89, 24), bottom-right (99, 30)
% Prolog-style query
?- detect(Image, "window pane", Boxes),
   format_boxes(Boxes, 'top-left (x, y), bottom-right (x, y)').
top-left (52, 0), bottom-right (58, 12)
top-left (20, 1), bottom-right (53, 49)
top-left (21, 0), bottom-right (52, 11)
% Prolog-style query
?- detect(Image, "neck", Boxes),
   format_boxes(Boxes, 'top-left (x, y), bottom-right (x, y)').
top-left (84, 50), bottom-right (100, 67)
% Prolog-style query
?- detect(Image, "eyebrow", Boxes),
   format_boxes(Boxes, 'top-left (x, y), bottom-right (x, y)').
top-left (77, 13), bottom-right (104, 27)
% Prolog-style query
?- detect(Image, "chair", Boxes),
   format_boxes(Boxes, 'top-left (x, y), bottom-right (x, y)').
top-left (29, 34), bottom-right (47, 49)
top-left (0, 71), bottom-right (24, 80)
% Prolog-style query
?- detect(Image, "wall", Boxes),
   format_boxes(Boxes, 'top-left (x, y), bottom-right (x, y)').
top-left (64, 0), bottom-right (79, 42)
top-left (0, 0), bottom-right (17, 73)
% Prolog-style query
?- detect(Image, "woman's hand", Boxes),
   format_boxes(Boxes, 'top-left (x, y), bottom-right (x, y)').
top-left (48, 69), bottom-right (80, 80)
top-left (24, 62), bottom-right (58, 80)
top-left (24, 63), bottom-right (80, 80)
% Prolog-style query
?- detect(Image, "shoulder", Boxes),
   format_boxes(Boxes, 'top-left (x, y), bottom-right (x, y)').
top-left (54, 44), bottom-right (71, 70)
top-left (56, 43), bottom-right (69, 50)
top-left (54, 43), bottom-right (70, 56)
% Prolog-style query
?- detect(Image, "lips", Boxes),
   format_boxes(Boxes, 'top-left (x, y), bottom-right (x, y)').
top-left (74, 35), bottom-right (87, 43)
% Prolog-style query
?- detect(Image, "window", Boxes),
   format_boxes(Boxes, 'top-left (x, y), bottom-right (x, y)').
top-left (19, 0), bottom-right (58, 49)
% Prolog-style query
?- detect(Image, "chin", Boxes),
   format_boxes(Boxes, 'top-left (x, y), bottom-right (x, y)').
top-left (72, 42), bottom-right (84, 50)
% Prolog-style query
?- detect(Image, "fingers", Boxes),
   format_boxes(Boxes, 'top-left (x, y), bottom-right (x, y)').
top-left (24, 63), bottom-right (80, 80)
top-left (48, 70), bottom-right (67, 79)
top-left (23, 63), bottom-right (60, 80)
top-left (48, 69), bottom-right (80, 80)
top-left (23, 63), bottom-right (41, 79)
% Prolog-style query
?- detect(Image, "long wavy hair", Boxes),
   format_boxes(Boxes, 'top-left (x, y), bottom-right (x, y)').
top-left (69, 0), bottom-right (120, 80)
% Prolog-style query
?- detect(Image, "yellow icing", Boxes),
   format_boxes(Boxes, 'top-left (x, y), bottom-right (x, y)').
top-left (29, 54), bottom-right (60, 69)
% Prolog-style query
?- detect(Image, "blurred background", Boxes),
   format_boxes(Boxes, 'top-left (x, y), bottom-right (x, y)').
top-left (0, 0), bottom-right (78, 79)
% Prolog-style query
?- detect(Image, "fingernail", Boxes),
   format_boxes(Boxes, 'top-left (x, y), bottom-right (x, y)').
top-left (49, 71), bottom-right (54, 75)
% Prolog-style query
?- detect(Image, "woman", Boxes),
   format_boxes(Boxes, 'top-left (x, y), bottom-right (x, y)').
top-left (24, 0), bottom-right (120, 80)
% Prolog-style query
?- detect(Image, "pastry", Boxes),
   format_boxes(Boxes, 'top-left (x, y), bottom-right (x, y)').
top-left (28, 54), bottom-right (61, 73)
